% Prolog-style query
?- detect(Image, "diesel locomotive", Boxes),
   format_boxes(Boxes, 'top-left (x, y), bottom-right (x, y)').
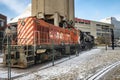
top-left (3, 16), bottom-right (94, 68)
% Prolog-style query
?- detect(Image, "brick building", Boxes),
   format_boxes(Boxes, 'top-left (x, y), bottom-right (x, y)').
top-left (0, 14), bottom-right (7, 51)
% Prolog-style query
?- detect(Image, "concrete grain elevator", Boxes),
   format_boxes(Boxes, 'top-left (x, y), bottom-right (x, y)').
top-left (32, 0), bottom-right (75, 26)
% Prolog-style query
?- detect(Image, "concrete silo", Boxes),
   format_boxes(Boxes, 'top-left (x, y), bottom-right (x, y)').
top-left (32, 0), bottom-right (74, 26)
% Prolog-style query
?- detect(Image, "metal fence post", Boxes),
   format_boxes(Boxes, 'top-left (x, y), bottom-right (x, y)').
top-left (111, 29), bottom-right (114, 50)
top-left (7, 35), bottom-right (11, 80)
top-left (66, 45), bottom-right (70, 59)
top-left (76, 44), bottom-right (79, 56)
top-left (52, 40), bottom-right (55, 66)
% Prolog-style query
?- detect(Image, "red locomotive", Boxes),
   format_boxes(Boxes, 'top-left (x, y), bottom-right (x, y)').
top-left (17, 17), bottom-right (79, 45)
top-left (3, 16), bottom-right (82, 68)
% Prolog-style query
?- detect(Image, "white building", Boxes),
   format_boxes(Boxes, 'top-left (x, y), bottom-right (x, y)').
top-left (75, 18), bottom-right (114, 39)
top-left (101, 17), bottom-right (120, 39)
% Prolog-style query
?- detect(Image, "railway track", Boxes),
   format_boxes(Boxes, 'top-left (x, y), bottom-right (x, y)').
top-left (87, 61), bottom-right (120, 80)
top-left (0, 53), bottom-right (79, 80)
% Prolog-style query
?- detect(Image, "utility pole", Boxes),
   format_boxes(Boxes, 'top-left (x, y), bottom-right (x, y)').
top-left (105, 32), bottom-right (107, 51)
top-left (52, 40), bottom-right (55, 66)
top-left (7, 35), bottom-right (11, 80)
top-left (111, 29), bottom-right (114, 50)
top-left (5, 26), bottom-right (12, 80)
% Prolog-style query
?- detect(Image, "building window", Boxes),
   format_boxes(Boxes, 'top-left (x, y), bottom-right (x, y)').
top-left (85, 22), bottom-right (90, 24)
top-left (102, 28), bottom-right (110, 32)
top-left (96, 24), bottom-right (101, 26)
top-left (97, 33), bottom-right (101, 36)
top-left (97, 29), bottom-right (101, 32)
top-left (0, 31), bottom-right (3, 38)
top-left (0, 20), bottom-right (4, 27)
top-left (75, 21), bottom-right (77, 23)
top-left (79, 22), bottom-right (84, 24)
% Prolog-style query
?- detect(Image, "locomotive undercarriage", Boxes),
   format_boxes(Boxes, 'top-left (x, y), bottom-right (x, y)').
top-left (3, 44), bottom-right (80, 68)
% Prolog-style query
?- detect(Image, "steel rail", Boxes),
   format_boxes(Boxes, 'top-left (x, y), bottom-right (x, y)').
top-left (87, 61), bottom-right (120, 80)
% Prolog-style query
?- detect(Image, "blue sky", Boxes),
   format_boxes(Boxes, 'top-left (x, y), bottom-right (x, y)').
top-left (75, 0), bottom-right (120, 21)
top-left (0, 0), bottom-right (31, 21)
top-left (0, 0), bottom-right (120, 22)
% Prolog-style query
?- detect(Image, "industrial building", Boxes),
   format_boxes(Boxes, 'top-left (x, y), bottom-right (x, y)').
top-left (32, 0), bottom-right (74, 26)
top-left (75, 18), bottom-right (114, 44)
top-left (101, 17), bottom-right (120, 39)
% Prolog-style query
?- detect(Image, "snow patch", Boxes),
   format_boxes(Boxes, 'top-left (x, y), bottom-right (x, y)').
top-left (0, 48), bottom-right (120, 80)
top-left (15, 49), bottom-right (103, 80)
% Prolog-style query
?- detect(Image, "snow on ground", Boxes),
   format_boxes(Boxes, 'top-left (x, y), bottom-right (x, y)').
top-left (15, 49), bottom-right (101, 80)
top-left (0, 71), bottom-right (24, 79)
top-left (14, 48), bottom-right (120, 80)
top-left (0, 53), bottom-right (3, 63)
top-left (0, 48), bottom-right (120, 80)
